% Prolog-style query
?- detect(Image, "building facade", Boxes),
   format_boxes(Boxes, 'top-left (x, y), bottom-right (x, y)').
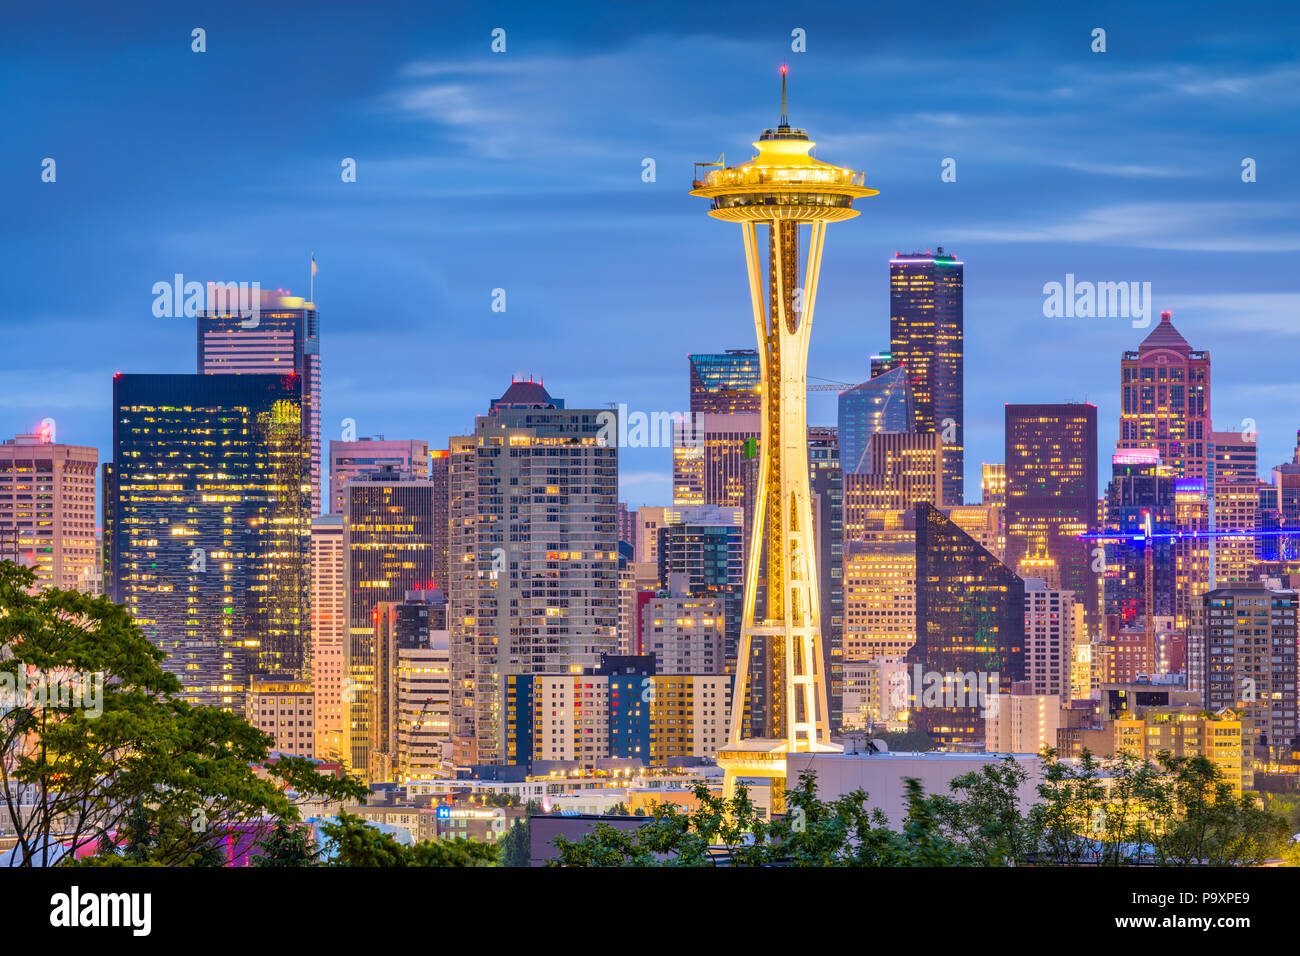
top-left (0, 431), bottom-right (97, 592)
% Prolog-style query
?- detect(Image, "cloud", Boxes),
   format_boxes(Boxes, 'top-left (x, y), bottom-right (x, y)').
top-left (949, 201), bottom-right (1300, 252)
top-left (1161, 293), bottom-right (1300, 336)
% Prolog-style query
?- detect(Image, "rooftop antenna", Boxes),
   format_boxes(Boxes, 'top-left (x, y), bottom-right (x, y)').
top-left (779, 63), bottom-right (789, 128)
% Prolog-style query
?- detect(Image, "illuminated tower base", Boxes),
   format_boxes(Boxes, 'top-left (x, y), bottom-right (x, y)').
top-left (691, 71), bottom-right (876, 809)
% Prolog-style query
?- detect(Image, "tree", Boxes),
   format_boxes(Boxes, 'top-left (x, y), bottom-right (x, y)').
top-left (499, 799), bottom-right (542, 868)
top-left (319, 812), bottom-right (496, 866)
top-left (549, 772), bottom-right (972, 867)
top-left (928, 757), bottom-right (1032, 866)
top-left (1149, 754), bottom-right (1291, 866)
top-left (252, 819), bottom-right (318, 867)
top-left (0, 560), bottom-right (367, 867)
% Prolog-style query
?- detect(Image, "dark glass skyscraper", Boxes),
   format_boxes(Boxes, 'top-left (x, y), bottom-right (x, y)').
top-left (838, 366), bottom-right (911, 476)
top-left (888, 249), bottom-right (964, 505)
top-left (198, 289), bottom-right (322, 516)
top-left (688, 349), bottom-right (761, 414)
top-left (1102, 450), bottom-right (1177, 626)
top-left (908, 502), bottom-right (1024, 748)
top-left (110, 373), bottom-right (311, 711)
top-left (1004, 403), bottom-right (1099, 633)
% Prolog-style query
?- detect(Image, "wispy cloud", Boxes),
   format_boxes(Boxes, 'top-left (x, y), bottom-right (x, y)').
top-left (950, 201), bottom-right (1300, 252)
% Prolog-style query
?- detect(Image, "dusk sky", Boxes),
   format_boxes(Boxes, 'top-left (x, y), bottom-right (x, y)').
top-left (4, 0), bottom-right (1298, 512)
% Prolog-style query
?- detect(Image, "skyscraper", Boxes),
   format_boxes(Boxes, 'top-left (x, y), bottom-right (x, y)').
top-left (671, 412), bottom-right (761, 510)
top-left (311, 514), bottom-right (347, 761)
top-left (842, 510), bottom-right (917, 662)
top-left (1004, 403), bottom-right (1099, 633)
top-left (1203, 581), bottom-right (1298, 761)
top-left (688, 349), bottom-right (762, 414)
top-left (888, 249), bottom-right (964, 505)
top-left (448, 379), bottom-right (619, 766)
top-left (656, 504), bottom-right (744, 671)
top-left (110, 373), bottom-right (310, 710)
top-left (1102, 449), bottom-right (1177, 632)
top-left (198, 288), bottom-right (322, 516)
top-left (369, 589), bottom-right (448, 783)
top-left (344, 470), bottom-right (438, 775)
top-left (842, 432), bottom-right (944, 537)
top-left (430, 449), bottom-right (450, 592)
top-left (808, 425), bottom-right (844, 731)
top-left (328, 437), bottom-right (430, 515)
top-left (1118, 310), bottom-right (1211, 481)
top-left (0, 431), bottom-right (97, 591)
top-left (837, 366), bottom-right (911, 477)
top-left (1208, 430), bottom-right (1258, 585)
top-left (908, 502), bottom-right (1025, 748)
top-left (1268, 431), bottom-right (1300, 567)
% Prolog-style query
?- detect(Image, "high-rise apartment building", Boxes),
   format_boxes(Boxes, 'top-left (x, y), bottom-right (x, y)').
top-left (198, 288), bottom-right (321, 515)
top-left (0, 431), bottom-right (97, 591)
top-left (430, 449), bottom-right (450, 591)
top-left (985, 682), bottom-right (1060, 755)
top-left (1203, 581), bottom-right (1298, 761)
top-left (310, 514), bottom-right (347, 761)
top-left (448, 380), bottom-right (618, 767)
top-left (1005, 403), bottom-right (1098, 633)
top-left (1117, 310), bottom-right (1211, 481)
top-left (887, 249), bottom-right (964, 505)
top-left (1208, 430), bottom-right (1258, 585)
top-left (640, 578), bottom-right (725, 675)
top-left (247, 677), bottom-right (315, 757)
top-left (1022, 578), bottom-right (1075, 699)
top-left (110, 373), bottom-right (310, 711)
top-left (329, 437), bottom-right (430, 516)
top-left (655, 504), bottom-right (744, 668)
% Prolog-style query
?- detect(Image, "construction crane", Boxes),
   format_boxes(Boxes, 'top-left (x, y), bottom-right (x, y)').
top-left (808, 376), bottom-right (854, 392)
top-left (1080, 518), bottom-right (1294, 677)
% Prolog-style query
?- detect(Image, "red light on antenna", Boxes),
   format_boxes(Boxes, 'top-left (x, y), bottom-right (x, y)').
top-left (780, 64), bottom-right (788, 74)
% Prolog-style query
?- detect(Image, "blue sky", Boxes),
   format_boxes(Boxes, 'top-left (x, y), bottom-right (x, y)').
top-left (2, 0), bottom-right (1298, 512)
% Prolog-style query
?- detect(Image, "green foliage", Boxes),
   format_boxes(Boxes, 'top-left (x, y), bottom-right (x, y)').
top-left (0, 560), bottom-right (367, 867)
top-left (253, 819), bottom-right (318, 867)
top-left (320, 811), bottom-right (497, 867)
top-left (548, 754), bottom-right (1296, 868)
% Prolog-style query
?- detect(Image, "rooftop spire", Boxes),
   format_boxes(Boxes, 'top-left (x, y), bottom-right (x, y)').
top-left (779, 64), bottom-right (789, 127)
